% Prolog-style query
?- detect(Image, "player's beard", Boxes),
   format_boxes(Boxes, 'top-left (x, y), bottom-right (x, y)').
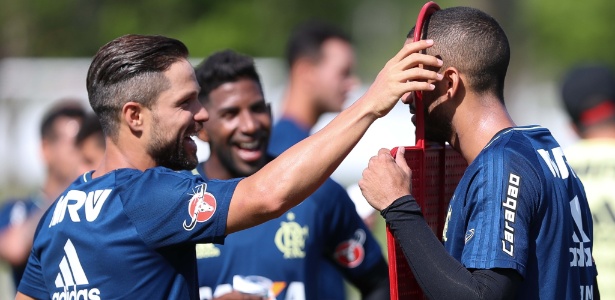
top-left (147, 115), bottom-right (198, 171)
top-left (423, 97), bottom-right (453, 144)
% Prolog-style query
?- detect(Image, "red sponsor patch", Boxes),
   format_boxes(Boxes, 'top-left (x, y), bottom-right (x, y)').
top-left (183, 183), bottom-right (217, 231)
top-left (333, 229), bottom-right (366, 268)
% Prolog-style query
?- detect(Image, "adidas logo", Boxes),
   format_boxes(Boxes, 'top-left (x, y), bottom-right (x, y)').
top-left (52, 239), bottom-right (101, 300)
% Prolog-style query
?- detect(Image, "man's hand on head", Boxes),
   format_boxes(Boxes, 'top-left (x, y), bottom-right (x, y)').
top-left (360, 40), bottom-right (443, 118)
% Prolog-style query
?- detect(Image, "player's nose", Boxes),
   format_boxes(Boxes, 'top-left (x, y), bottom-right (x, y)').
top-left (195, 104), bottom-right (209, 123)
top-left (239, 111), bottom-right (259, 134)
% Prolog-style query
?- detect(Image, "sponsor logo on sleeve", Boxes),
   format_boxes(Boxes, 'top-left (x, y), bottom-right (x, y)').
top-left (501, 173), bottom-right (520, 257)
top-left (464, 229), bottom-right (475, 244)
top-left (334, 229), bottom-right (366, 268)
top-left (183, 183), bottom-right (217, 231)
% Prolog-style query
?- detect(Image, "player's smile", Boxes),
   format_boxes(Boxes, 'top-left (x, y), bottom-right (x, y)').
top-left (183, 127), bottom-right (200, 158)
top-left (232, 139), bottom-right (265, 163)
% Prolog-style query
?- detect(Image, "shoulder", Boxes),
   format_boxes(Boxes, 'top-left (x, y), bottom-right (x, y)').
top-left (463, 127), bottom-right (548, 194)
top-left (479, 126), bottom-right (549, 170)
top-left (122, 167), bottom-right (241, 194)
top-left (114, 167), bottom-right (203, 188)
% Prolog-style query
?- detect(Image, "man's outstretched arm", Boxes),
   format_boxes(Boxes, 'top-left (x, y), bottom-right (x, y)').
top-left (226, 40), bottom-right (444, 234)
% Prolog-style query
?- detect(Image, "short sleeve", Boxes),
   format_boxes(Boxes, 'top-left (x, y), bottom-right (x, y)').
top-left (119, 169), bottom-right (241, 248)
top-left (18, 236), bottom-right (49, 299)
top-left (460, 148), bottom-right (540, 276)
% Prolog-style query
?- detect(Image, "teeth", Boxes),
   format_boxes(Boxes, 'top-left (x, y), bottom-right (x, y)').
top-left (238, 141), bottom-right (259, 150)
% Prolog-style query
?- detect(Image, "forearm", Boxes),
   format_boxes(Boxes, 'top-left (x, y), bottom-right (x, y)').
top-left (0, 225), bottom-right (34, 266)
top-left (258, 100), bottom-right (377, 202)
top-left (383, 196), bottom-right (520, 300)
top-left (227, 40), bottom-right (443, 233)
top-left (227, 101), bottom-right (377, 233)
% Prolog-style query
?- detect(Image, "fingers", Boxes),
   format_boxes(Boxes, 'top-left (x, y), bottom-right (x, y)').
top-left (389, 40), bottom-right (443, 74)
top-left (395, 66), bottom-right (443, 83)
top-left (392, 55), bottom-right (442, 95)
top-left (395, 146), bottom-right (412, 193)
top-left (399, 52), bottom-right (443, 71)
top-left (377, 148), bottom-right (391, 157)
top-left (395, 146), bottom-right (410, 173)
top-left (390, 39), bottom-right (434, 63)
top-left (366, 148), bottom-right (392, 175)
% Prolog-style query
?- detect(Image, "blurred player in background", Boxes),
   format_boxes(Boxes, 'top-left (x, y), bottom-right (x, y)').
top-left (267, 21), bottom-right (379, 226)
top-left (561, 64), bottom-right (615, 299)
top-left (75, 113), bottom-right (105, 174)
top-left (268, 20), bottom-right (358, 155)
top-left (193, 50), bottom-right (389, 300)
top-left (0, 100), bottom-right (85, 289)
top-left (359, 6), bottom-right (598, 299)
top-left (16, 34), bottom-right (441, 299)
top-left (268, 21), bottom-right (378, 299)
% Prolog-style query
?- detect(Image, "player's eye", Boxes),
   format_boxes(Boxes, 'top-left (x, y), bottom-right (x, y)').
top-left (252, 102), bottom-right (268, 113)
top-left (221, 108), bottom-right (239, 119)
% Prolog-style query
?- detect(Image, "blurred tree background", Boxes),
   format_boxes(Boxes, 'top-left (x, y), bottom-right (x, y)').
top-left (2, 0), bottom-right (614, 79)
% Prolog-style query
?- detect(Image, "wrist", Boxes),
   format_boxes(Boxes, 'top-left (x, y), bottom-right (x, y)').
top-left (353, 95), bottom-right (386, 121)
top-left (380, 194), bottom-right (418, 218)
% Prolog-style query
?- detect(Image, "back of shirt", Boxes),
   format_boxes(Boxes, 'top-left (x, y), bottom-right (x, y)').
top-left (444, 126), bottom-right (596, 299)
top-left (18, 168), bottom-right (238, 300)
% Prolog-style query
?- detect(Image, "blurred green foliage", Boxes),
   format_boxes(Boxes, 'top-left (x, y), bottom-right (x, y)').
top-left (521, 0), bottom-right (615, 74)
top-left (1, 0), bottom-right (615, 77)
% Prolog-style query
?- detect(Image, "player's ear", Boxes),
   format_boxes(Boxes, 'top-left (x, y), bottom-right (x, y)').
top-left (443, 67), bottom-right (462, 100)
top-left (123, 102), bottom-right (145, 132)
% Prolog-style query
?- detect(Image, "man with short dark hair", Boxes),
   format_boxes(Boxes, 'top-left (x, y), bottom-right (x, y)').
top-left (16, 34), bottom-right (442, 299)
top-left (193, 50), bottom-right (389, 300)
top-left (269, 20), bottom-right (358, 156)
top-left (268, 21), bottom-right (378, 299)
top-left (360, 6), bottom-right (598, 299)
